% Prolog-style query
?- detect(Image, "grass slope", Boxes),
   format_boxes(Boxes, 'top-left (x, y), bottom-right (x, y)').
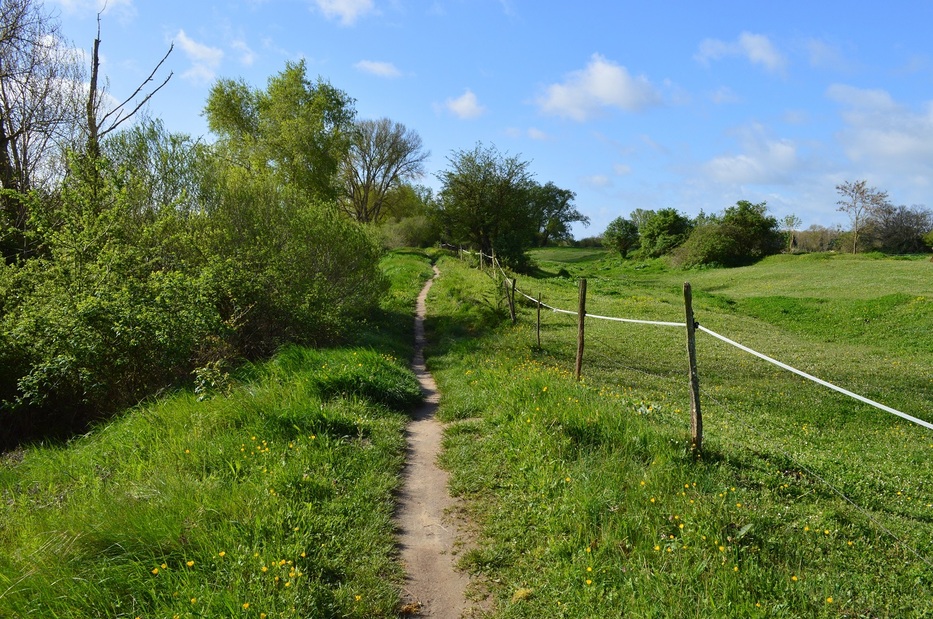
top-left (0, 250), bottom-right (435, 618)
top-left (429, 249), bottom-right (933, 618)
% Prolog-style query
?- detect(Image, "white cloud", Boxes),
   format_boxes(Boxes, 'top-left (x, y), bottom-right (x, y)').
top-left (355, 60), bottom-right (401, 78)
top-left (806, 38), bottom-right (848, 71)
top-left (695, 32), bottom-right (787, 74)
top-left (527, 127), bottom-right (548, 140)
top-left (704, 124), bottom-right (799, 185)
top-left (231, 40), bottom-right (255, 67)
top-left (827, 84), bottom-right (933, 174)
top-left (313, 0), bottom-right (374, 25)
top-left (444, 89), bottom-right (485, 119)
top-left (174, 30), bottom-right (223, 84)
top-left (710, 86), bottom-right (741, 105)
top-left (583, 174), bottom-right (611, 188)
top-left (613, 163), bottom-right (632, 176)
top-left (537, 54), bottom-right (661, 121)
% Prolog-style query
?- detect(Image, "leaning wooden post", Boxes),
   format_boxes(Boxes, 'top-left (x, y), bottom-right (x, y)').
top-left (479, 251), bottom-right (484, 271)
top-left (575, 278), bottom-right (587, 381)
top-left (683, 282), bottom-right (703, 455)
top-left (536, 293), bottom-right (542, 348)
top-left (509, 278), bottom-right (517, 324)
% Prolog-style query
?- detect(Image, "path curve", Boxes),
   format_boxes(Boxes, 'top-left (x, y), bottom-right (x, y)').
top-left (396, 265), bottom-right (473, 618)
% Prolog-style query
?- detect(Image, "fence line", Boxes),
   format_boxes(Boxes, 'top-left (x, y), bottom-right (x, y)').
top-left (454, 247), bottom-right (931, 434)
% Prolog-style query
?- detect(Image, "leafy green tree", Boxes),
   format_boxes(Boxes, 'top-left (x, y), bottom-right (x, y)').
top-left (435, 142), bottom-right (536, 268)
top-left (603, 217), bottom-right (639, 257)
top-left (529, 181), bottom-right (589, 246)
top-left (675, 200), bottom-right (781, 267)
top-left (638, 208), bottom-right (692, 257)
top-left (781, 213), bottom-right (802, 252)
top-left (205, 60), bottom-right (356, 203)
top-left (870, 203), bottom-right (932, 254)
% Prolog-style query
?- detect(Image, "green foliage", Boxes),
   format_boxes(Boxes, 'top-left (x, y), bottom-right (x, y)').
top-left (602, 216), bottom-right (639, 257)
top-left (637, 207), bottom-right (692, 257)
top-left (529, 181), bottom-right (589, 246)
top-left (435, 142), bottom-right (537, 270)
top-left (675, 201), bottom-right (782, 268)
top-left (205, 60), bottom-right (356, 204)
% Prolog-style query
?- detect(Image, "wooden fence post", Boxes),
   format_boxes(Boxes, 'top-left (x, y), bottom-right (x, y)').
top-left (509, 278), bottom-right (517, 324)
top-left (575, 278), bottom-right (587, 381)
top-left (683, 282), bottom-right (702, 455)
top-left (536, 293), bottom-right (542, 348)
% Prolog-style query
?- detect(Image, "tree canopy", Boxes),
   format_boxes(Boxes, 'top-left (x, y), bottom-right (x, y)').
top-left (435, 142), bottom-right (536, 268)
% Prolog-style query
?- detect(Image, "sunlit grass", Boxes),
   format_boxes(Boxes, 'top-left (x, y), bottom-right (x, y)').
top-left (430, 250), bottom-right (933, 617)
top-left (0, 249), bottom-right (434, 618)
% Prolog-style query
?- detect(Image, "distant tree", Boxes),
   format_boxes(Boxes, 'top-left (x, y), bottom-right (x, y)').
top-left (435, 142), bottom-right (535, 268)
top-left (603, 217), bottom-right (639, 257)
top-left (0, 0), bottom-right (86, 259)
top-left (781, 213), bottom-right (803, 252)
top-left (796, 224), bottom-right (842, 253)
top-left (629, 208), bottom-right (655, 230)
top-left (340, 117), bottom-right (429, 223)
top-left (530, 181), bottom-right (589, 246)
top-left (836, 180), bottom-right (890, 254)
top-left (675, 200), bottom-right (781, 268)
top-left (871, 204), bottom-right (933, 254)
top-left (638, 208), bottom-right (692, 257)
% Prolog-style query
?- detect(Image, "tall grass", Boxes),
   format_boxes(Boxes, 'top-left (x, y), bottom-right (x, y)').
top-left (0, 249), bottom-right (434, 618)
top-left (429, 250), bottom-right (933, 617)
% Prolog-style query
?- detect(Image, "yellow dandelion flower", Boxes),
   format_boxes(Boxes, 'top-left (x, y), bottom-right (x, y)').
top-left (585, 579), bottom-right (592, 585)
top-left (191, 598), bottom-right (197, 604)
top-left (355, 595), bottom-right (362, 602)
top-left (151, 567), bottom-right (159, 575)
top-left (586, 566), bottom-right (592, 572)
top-left (300, 552), bottom-right (306, 557)
top-left (186, 560), bottom-right (194, 567)
top-left (243, 602), bottom-right (250, 610)
top-left (826, 597), bottom-right (833, 604)
top-left (733, 566), bottom-right (739, 572)
top-left (161, 563), bottom-right (167, 569)
top-left (654, 545), bottom-right (660, 551)
top-left (219, 551), bottom-right (226, 557)
top-left (791, 575), bottom-right (798, 582)
top-left (261, 566), bottom-right (268, 573)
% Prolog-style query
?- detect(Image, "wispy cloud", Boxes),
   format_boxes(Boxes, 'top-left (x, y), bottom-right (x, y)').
top-left (827, 84), bottom-right (933, 178)
top-left (444, 89), bottom-right (485, 119)
top-left (536, 54), bottom-right (661, 121)
top-left (695, 32), bottom-right (787, 74)
top-left (231, 40), bottom-right (255, 67)
top-left (313, 0), bottom-right (374, 26)
top-left (174, 30), bottom-right (223, 84)
top-left (704, 124), bottom-right (800, 185)
top-left (354, 60), bottom-right (401, 78)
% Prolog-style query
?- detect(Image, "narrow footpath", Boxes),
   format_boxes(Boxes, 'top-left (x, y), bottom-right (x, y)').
top-left (395, 265), bottom-right (474, 618)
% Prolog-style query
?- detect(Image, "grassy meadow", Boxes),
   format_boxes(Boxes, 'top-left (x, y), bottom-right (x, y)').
top-left (428, 248), bottom-right (933, 618)
top-left (0, 250), bottom-right (434, 618)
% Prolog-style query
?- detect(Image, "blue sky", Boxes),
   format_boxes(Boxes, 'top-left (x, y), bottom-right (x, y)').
top-left (50, 0), bottom-right (933, 237)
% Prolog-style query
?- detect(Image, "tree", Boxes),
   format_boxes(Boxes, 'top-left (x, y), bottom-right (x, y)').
top-left (529, 181), bottom-right (589, 246)
top-left (84, 16), bottom-right (173, 159)
top-left (629, 208), bottom-right (655, 231)
top-left (638, 208), bottom-right (692, 257)
top-left (340, 118), bottom-right (428, 223)
top-left (205, 60), bottom-right (356, 203)
top-left (871, 204), bottom-right (932, 254)
top-left (603, 217), bottom-right (639, 257)
top-left (0, 0), bottom-right (85, 259)
top-left (435, 142), bottom-right (535, 268)
top-left (720, 200), bottom-right (782, 259)
top-left (781, 213), bottom-right (802, 252)
top-left (836, 180), bottom-right (890, 254)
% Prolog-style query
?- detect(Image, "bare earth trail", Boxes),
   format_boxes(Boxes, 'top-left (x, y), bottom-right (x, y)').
top-left (395, 265), bottom-right (478, 618)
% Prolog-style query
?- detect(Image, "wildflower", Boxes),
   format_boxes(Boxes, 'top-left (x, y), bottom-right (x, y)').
top-left (718, 546), bottom-right (725, 552)
top-left (186, 560), bottom-right (195, 567)
top-left (826, 597), bottom-right (833, 604)
top-left (586, 566), bottom-right (592, 572)
top-left (355, 595), bottom-right (362, 602)
top-left (151, 567), bottom-right (159, 575)
top-left (791, 575), bottom-right (798, 582)
top-left (733, 566), bottom-right (739, 572)
top-left (243, 602), bottom-right (250, 610)
top-left (161, 563), bottom-right (167, 569)
top-left (585, 579), bottom-right (592, 585)
top-left (654, 545), bottom-right (660, 551)
top-left (191, 598), bottom-right (197, 604)
top-left (219, 551), bottom-right (226, 557)
top-left (261, 566), bottom-right (268, 573)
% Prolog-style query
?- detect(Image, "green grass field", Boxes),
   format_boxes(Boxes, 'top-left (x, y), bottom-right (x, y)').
top-left (429, 248), bottom-right (933, 618)
top-left (0, 250), bottom-right (434, 619)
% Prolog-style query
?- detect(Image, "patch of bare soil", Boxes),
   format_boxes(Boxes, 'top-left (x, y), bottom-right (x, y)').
top-left (395, 265), bottom-right (489, 618)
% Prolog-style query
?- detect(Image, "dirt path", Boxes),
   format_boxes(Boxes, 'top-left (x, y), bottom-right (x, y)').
top-left (395, 265), bottom-right (475, 618)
